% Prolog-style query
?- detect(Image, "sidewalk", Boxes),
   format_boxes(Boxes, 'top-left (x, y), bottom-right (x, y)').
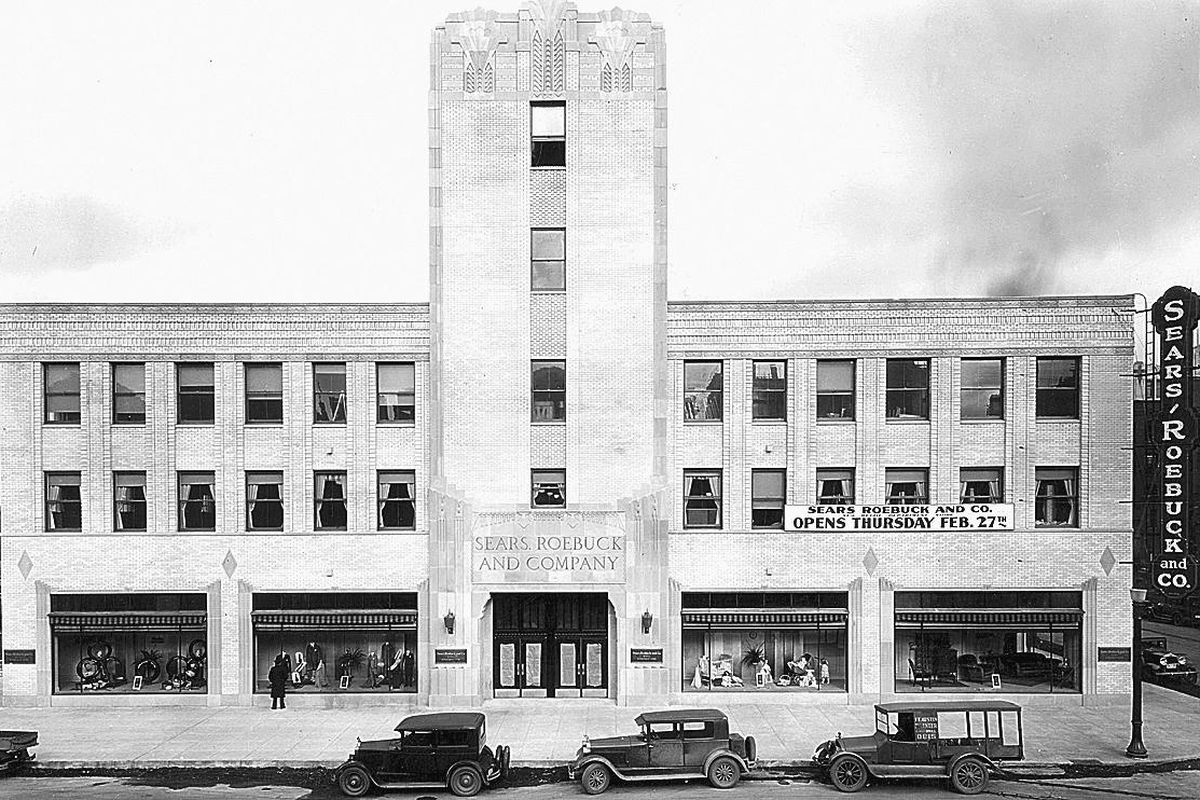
top-left (3, 683), bottom-right (1197, 771)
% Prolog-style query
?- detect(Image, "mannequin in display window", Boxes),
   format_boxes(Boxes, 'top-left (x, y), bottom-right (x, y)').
top-left (388, 647), bottom-right (405, 688)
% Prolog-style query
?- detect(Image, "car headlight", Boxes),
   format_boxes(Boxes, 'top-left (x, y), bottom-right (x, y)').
top-left (1179, 656), bottom-right (1190, 664)
top-left (581, 735), bottom-right (591, 754)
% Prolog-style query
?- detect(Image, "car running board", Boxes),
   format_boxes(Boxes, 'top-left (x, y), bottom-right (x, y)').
top-left (614, 771), bottom-right (708, 782)
top-left (372, 780), bottom-right (446, 790)
top-left (869, 765), bottom-right (949, 779)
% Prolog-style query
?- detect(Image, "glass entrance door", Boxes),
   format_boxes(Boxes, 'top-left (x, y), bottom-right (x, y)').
top-left (493, 634), bottom-right (548, 698)
top-left (493, 594), bottom-right (608, 698)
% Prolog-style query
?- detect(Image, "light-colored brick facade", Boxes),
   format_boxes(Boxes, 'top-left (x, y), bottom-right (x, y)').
top-left (0, 3), bottom-right (1134, 708)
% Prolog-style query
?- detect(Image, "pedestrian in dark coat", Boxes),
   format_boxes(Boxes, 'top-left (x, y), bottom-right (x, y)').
top-left (269, 654), bottom-right (288, 709)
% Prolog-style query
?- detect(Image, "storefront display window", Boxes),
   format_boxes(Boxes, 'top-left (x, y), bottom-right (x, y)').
top-left (681, 592), bottom-right (848, 692)
top-left (894, 591), bottom-right (1082, 694)
top-left (251, 593), bottom-right (418, 694)
top-left (50, 593), bottom-right (208, 695)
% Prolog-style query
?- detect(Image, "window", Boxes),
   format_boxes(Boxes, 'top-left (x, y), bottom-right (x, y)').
top-left (112, 363), bottom-right (146, 424)
top-left (377, 363), bottom-right (415, 423)
top-left (313, 363), bottom-right (347, 424)
top-left (751, 469), bottom-right (786, 529)
top-left (1035, 467), bottom-right (1078, 527)
top-left (531, 360), bottom-right (566, 421)
top-left (178, 471), bottom-right (216, 531)
top-left (1036, 357), bottom-right (1079, 418)
top-left (378, 470), bottom-right (416, 530)
top-left (531, 229), bottom-right (566, 291)
top-left (886, 359), bottom-right (929, 419)
top-left (45, 472), bottom-right (82, 530)
top-left (44, 363), bottom-right (81, 424)
top-left (886, 469), bottom-right (928, 504)
top-left (683, 470), bottom-right (722, 528)
top-left (961, 358), bottom-right (1003, 419)
top-left (816, 360), bottom-right (855, 419)
top-left (531, 101), bottom-right (565, 167)
top-left (246, 471), bottom-right (284, 530)
top-left (960, 468), bottom-right (1003, 504)
top-left (817, 469), bottom-right (855, 505)
top-left (113, 472), bottom-right (147, 531)
top-left (245, 364), bottom-right (283, 423)
top-left (752, 361), bottom-right (787, 420)
top-left (531, 469), bottom-right (566, 508)
top-left (683, 361), bottom-right (723, 421)
top-left (177, 363), bottom-right (215, 424)
top-left (314, 471), bottom-right (347, 530)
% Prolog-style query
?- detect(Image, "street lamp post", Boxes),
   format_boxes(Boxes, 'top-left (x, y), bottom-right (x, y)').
top-left (1126, 587), bottom-right (1148, 759)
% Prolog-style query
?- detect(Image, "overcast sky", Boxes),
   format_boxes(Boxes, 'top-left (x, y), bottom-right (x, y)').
top-left (1, 0), bottom-right (1197, 305)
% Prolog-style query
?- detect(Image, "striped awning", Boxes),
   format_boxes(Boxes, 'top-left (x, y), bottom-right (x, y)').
top-left (49, 612), bottom-right (207, 631)
top-left (682, 609), bottom-right (848, 629)
top-left (895, 610), bottom-right (1083, 628)
top-left (250, 610), bottom-right (417, 630)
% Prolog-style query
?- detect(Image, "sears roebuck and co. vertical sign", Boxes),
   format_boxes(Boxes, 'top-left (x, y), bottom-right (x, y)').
top-left (1152, 285), bottom-right (1199, 598)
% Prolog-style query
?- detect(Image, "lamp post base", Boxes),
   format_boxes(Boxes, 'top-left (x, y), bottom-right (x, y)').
top-left (1126, 722), bottom-right (1148, 759)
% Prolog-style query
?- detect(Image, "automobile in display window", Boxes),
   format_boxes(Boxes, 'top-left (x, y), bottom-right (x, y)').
top-left (1140, 637), bottom-right (1198, 685)
top-left (813, 701), bottom-right (1023, 795)
top-left (334, 712), bottom-right (509, 798)
top-left (568, 708), bottom-right (756, 794)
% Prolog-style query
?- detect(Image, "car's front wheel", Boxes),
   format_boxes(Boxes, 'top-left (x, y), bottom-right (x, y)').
top-left (580, 762), bottom-right (612, 795)
top-left (448, 765), bottom-right (484, 797)
top-left (828, 753), bottom-right (868, 793)
top-left (707, 755), bottom-right (741, 789)
top-left (949, 756), bottom-right (989, 795)
top-left (337, 764), bottom-right (371, 798)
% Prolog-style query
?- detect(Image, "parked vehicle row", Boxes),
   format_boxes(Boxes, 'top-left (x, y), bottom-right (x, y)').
top-left (334, 700), bottom-right (1026, 796)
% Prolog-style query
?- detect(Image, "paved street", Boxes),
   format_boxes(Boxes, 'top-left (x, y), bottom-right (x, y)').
top-left (4, 773), bottom-right (1200, 799)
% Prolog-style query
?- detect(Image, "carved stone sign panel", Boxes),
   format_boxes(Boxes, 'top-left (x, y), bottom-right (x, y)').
top-left (473, 513), bottom-right (625, 582)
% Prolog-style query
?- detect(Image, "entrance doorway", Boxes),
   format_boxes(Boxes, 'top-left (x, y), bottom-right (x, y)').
top-left (493, 593), bottom-right (608, 698)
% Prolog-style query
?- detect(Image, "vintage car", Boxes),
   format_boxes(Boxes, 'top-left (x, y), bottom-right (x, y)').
top-left (1140, 637), bottom-right (1198, 684)
top-left (334, 712), bottom-right (509, 797)
top-left (0, 730), bottom-right (37, 772)
top-left (813, 701), bottom-right (1023, 794)
top-left (568, 708), bottom-right (756, 794)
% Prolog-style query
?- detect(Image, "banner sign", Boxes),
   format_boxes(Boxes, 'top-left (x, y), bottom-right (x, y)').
top-left (1151, 286), bottom-right (1200, 599)
top-left (784, 504), bottom-right (1014, 533)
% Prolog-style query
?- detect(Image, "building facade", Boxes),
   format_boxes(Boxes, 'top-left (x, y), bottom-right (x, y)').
top-left (0, 3), bottom-right (1135, 708)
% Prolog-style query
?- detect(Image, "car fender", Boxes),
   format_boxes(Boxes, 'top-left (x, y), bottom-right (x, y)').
top-left (826, 750), bottom-right (878, 778)
top-left (334, 759), bottom-right (379, 788)
top-left (703, 748), bottom-right (751, 776)
top-left (946, 752), bottom-right (997, 776)
top-left (445, 758), bottom-right (487, 784)
top-left (572, 754), bottom-right (634, 781)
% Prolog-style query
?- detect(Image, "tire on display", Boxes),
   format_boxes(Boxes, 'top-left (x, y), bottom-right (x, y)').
top-left (949, 757), bottom-right (989, 795)
top-left (829, 753), bottom-right (868, 793)
top-left (336, 764), bottom-right (371, 798)
top-left (707, 755), bottom-right (741, 789)
top-left (580, 762), bottom-right (612, 795)
top-left (448, 765), bottom-right (484, 797)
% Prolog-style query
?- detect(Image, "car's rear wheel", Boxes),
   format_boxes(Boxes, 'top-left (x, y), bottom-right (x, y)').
top-left (949, 757), bottom-right (989, 795)
top-left (337, 764), bottom-right (371, 798)
top-left (448, 764), bottom-right (484, 797)
top-left (829, 753), bottom-right (868, 793)
top-left (707, 755), bottom-right (741, 789)
top-left (580, 762), bottom-right (612, 795)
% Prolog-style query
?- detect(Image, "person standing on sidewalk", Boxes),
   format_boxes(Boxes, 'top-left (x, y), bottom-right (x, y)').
top-left (269, 655), bottom-right (288, 710)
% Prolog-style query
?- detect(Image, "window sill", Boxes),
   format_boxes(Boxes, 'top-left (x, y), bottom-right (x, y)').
top-left (376, 421), bottom-right (417, 427)
top-left (378, 527), bottom-right (419, 533)
top-left (315, 528), bottom-right (348, 532)
top-left (815, 418), bottom-right (856, 425)
top-left (44, 529), bottom-right (82, 533)
top-left (176, 421), bottom-right (216, 427)
top-left (179, 529), bottom-right (217, 533)
top-left (531, 166), bottom-right (567, 172)
top-left (531, 288), bottom-right (567, 295)
top-left (42, 423), bottom-right (82, 428)
top-left (313, 422), bottom-right (348, 427)
top-left (750, 418), bottom-right (787, 425)
top-left (247, 528), bottom-right (285, 533)
top-left (885, 418), bottom-right (930, 424)
top-left (531, 420), bottom-right (567, 426)
top-left (1035, 417), bottom-right (1081, 423)
top-left (683, 420), bottom-right (724, 426)
top-left (682, 526), bottom-right (724, 532)
top-left (960, 417), bottom-right (1005, 424)
top-left (244, 421), bottom-right (284, 427)
top-left (112, 422), bottom-right (147, 427)
top-left (1035, 524), bottom-right (1080, 530)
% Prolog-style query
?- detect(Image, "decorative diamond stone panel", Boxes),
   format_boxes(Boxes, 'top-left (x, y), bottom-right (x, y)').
top-left (863, 547), bottom-right (879, 576)
top-left (1100, 546), bottom-right (1116, 576)
top-left (222, 550), bottom-right (238, 578)
top-left (17, 550), bottom-right (33, 579)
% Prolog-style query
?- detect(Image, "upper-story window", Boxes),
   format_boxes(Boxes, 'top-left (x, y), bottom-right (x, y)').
top-left (112, 363), bottom-right (146, 424)
top-left (532, 469), bottom-right (566, 508)
top-left (178, 471), bottom-right (217, 531)
top-left (113, 471), bottom-right (147, 531)
top-left (961, 358), bottom-right (1004, 419)
top-left (886, 359), bottom-right (929, 420)
top-left (177, 363), bottom-right (215, 424)
top-left (752, 361), bottom-right (787, 421)
top-left (816, 360), bottom-right (855, 420)
top-left (683, 470), bottom-right (722, 529)
top-left (44, 363), bottom-right (81, 425)
top-left (45, 472), bottom-right (83, 531)
top-left (531, 101), bottom-right (565, 167)
top-left (245, 364), bottom-right (283, 424)
top-left (751, 469), bottom-right (786, 529)
top-left (531, 229), bottom-right (566, 291)
top-left (1036, 357), bottom-right (1079, 418)
top-left (314, 471), bottom-right (348, 530)
top-left (683, 361), bottom-right (723, 422)
top-left (377, 363), bottom-right (415, 423)
top-left (817, 469), bottom-right (855, 505)
top-left (246, 471), bottom-right (284, 530)
top-left (960, 468), bottom-right (1003, 503)
top-left (313, 363), bottom-right (347, 424)
top-left (1035, 467), bottom-right (1078, 527)
top-left (886, 468), bottom-right (928, 504)
top-left (531, 360), bottom-right (566, 422)
top-left (378, 471), bottom-right (416, 530)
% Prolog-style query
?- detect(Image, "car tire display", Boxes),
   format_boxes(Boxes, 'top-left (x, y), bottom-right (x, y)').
top-left (337, 764), bottom-right (371, 798)
top-left (707, 755), bottom-right (741, 789)
top-left (829, 753), bottom-right (869, 793)
top-left (447, 764), bottom-right (484, 797)
top-left (580, 762), bottom-right (612, 795)
top-left (949, 756), bottom-right (989, 795)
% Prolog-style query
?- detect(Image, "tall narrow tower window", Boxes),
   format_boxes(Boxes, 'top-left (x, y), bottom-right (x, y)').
top-left (531, 229), bottom-right (566, 291)
top-left (531, 101), bottom-right (565, 167)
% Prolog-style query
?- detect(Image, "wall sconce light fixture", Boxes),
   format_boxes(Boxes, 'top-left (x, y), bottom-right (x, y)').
top-left (641, 609), bottom-right (653, 635)
top-left (443, 610), bottom-right (456, 636)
